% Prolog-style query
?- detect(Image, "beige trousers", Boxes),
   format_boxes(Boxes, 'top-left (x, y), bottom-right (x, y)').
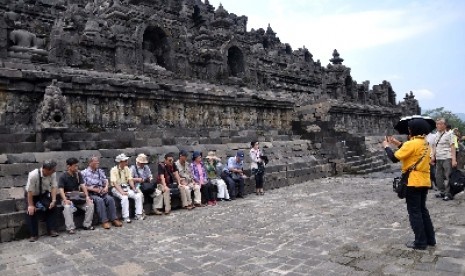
top-left (63, 202), bottom-right (94, 230)
top-left (152, 184), bottom-right (171, 212)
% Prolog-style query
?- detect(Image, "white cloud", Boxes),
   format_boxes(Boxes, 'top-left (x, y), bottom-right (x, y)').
top-left (411, 89), bottom-right (435, 101)
top-left (209, 0), bottom-right (464, 61)
top-left (248, 9), bottom-right (442, 61)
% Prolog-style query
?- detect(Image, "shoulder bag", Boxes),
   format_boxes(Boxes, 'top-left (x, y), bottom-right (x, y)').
top-left (393, 146), bottom-right (428, 199)
top-left (37, 169), bottom-right (52, 210)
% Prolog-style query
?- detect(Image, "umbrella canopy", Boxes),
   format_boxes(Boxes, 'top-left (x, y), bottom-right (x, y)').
top-left (394, 115), bottom-right (436, 135)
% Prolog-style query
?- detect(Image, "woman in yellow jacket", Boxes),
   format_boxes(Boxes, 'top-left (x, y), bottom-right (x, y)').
top-left (383, 118), bottom-right (436, 250)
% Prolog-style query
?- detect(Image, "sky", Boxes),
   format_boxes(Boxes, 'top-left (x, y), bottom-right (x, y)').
top-left (208, 0), bottom-right (465, 114)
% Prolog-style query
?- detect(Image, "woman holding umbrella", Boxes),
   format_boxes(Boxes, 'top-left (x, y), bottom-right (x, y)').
top-left (382, 117), bottom-right (436, 250)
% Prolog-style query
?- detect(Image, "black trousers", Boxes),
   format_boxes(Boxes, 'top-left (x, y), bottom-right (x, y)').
top-left (200, 182), bottom-right (216, 203)
top-left (25, 196), bottom-right (58, 237)
top-left (254, 171), bottom-right (265, 189)
top-left (405, 187), bottom-right (436, 247)
top-left (221, 172), bottom-right (245, 199)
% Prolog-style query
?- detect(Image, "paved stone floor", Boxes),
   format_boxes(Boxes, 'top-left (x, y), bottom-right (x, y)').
top-left (1, 171), bottom-right (464, 276)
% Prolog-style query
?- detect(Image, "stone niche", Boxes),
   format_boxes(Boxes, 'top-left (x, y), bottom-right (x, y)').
top-left (142, 25), bottom-right (173, 73)
top-left (227, 46), bottom-right (245, 77)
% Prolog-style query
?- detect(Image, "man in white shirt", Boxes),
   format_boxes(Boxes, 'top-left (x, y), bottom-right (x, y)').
top-left (431, 118), bottom-right (457, 201)
top-left (24, 160), bottom-right (59, 242)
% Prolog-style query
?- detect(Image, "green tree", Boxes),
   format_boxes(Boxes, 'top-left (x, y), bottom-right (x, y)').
top-left (423, 107), bottom-right (465, 135)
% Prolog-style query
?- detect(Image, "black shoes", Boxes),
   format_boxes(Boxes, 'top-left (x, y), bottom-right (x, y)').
top-left (435, 192), bottom-right (444, 198)
top-left (405, 241), bottom-right (427, 250)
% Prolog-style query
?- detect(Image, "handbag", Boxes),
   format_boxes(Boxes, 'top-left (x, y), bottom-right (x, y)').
top-left (65, 191), bottom-right (87, 205)
top-left (140, 181), bottom-right (156, 194)
top-left (393, 171), bottom-right (410, 199)
top-left (168, 182), bottom-right (180, 197)
top-left (135, 166), bottom-right (156, 194)
top-left (449, 168), bottom-right (465, 196)
top-left (393, 145), bottom-right (428, 199)
top-left (261, 155), bottom-right (269, 165)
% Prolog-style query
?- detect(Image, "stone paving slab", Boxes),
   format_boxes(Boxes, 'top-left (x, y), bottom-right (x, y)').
top-left (0, 172), bottom-right (464, 275)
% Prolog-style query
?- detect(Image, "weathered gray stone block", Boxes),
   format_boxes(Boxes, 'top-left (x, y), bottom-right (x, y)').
top-left (7, 211), bottom-right (24, 228)
top-left (6, 153), bottom-right (36, 164)
top-left (0, 163), bottom-right (37, 177)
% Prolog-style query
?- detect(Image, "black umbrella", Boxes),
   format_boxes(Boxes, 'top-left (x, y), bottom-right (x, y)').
top-left (394, 115), bottom-right (436, 135)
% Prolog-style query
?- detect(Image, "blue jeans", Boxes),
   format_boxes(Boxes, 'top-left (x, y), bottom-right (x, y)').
top-left (221, 172), bottom-right (244, 199)
top-left (90, 193), bottom-right (117, 223)
top-left (405, 187), bottom-right (436, 247)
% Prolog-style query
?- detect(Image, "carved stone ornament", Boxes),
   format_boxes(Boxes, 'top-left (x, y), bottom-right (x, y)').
top-left (36, 80), bottom-right (68, 130)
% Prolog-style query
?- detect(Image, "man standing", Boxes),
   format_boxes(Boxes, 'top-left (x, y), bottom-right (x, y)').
top-left (431, 118), bottom-right (457, 201)
top-left (426, 131), bottom-right (437, 189)
top-left (110, 153), bottom-right (145, 223)
top-left (221, 150), bottom-right (246, 199)
top-left (82, 156), bottom-right (123, 229)
top-left (175, 150), bottom-right (201, 207)
top-left (58, 157), bottom-right (95, 234)
top-left (25, 160), bottom-right (59, 242)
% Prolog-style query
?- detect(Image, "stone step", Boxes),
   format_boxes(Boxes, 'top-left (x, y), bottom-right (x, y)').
top-left (344, 155), bottom-right (366, 162)
top-left (344, 154), bottom-right (386, 167)
top-left (343, 157), bottom-right (388, 173)
top-left (0, 199), bottom-right (17, 214)
top-left (353, 164), bottom-right (392, 174)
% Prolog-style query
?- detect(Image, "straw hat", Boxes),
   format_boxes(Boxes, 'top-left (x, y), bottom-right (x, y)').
top-left (115, 153), bottom-right (129, 162)
top-left (136, 153), bottom-right (149, 164)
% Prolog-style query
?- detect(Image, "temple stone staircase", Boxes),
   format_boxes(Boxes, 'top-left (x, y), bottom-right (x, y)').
top-left (342, 135), bottom-right (392, 174)
top-left (343, 150), bottom-right (391, 174)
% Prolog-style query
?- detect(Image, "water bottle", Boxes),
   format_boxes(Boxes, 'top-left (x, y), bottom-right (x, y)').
top-left (70, 202), bottom-right (77, 213)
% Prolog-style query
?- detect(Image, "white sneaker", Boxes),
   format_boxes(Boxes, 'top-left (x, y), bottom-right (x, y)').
top-left (135, 214), bottom-right (146, 220)
top-left (124, 217), bottom-right (131, 223)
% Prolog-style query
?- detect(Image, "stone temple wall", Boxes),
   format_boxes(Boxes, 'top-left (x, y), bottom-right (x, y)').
top-left (0, 0), bottom-right (421, 241)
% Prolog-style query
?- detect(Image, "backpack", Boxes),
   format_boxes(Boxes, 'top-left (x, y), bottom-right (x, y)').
top-left (449, 168), bottom-right (465, 196)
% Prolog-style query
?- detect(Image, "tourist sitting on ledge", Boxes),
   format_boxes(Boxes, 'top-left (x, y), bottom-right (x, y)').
top-left (191, 151), bottom-right (217, 206)
top-left (58, 157), bottom-right (95, 234)
top-left (82, 156), bottom-right (122, 229)
top-left (110, 153), bottom-right (145, 223)
top-left (221, 150), bottom-right (246, 200)
top-left (153, 153), bottom-right (177, 215)
top-left (175, 150), bottom-right (202, 207)
top-left (205, 151), bottom-right (230, 201)
top-left (25, 160), bottom-right (59, 242)
top-left (130, 153), bottom-right (156, 200)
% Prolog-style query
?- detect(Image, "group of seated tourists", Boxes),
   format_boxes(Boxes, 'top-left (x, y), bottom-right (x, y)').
top-left (24, 149), bottom-right (253, 242)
